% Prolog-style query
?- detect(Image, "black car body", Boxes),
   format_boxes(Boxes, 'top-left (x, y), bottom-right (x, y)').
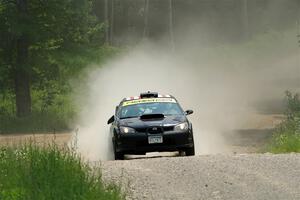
top-left (107, 92), bottom-right (195, 160)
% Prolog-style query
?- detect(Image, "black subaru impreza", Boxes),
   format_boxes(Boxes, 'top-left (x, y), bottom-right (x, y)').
top-left (107, 92), bottom-right (195, 160)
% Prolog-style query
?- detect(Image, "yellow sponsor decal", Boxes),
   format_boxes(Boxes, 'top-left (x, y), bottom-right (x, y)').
top-left (122, 98), bottom-right (176, 107)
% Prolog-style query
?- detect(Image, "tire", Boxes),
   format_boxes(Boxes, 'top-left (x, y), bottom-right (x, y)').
top-left (185, 146), bottom-right (195, 156)
top-left (178, 150), bottom-right (186, 156)
top-left (114, 151), bottom-right (124, 160)
top-left (113, 138), bottom-right (124, 160)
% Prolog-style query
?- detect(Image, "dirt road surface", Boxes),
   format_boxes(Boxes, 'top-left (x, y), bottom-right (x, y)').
top-left (0, 132), bottom-right (71, 147)
top-left (101, 154), bottom-right (300, 200)
top-left (1, 114), bottom-right (299, 200)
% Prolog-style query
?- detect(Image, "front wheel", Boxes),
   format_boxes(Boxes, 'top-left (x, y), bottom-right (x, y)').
top-left (113, 138), bottom-right (124, 160)
top-left (114, 151), bottom-right (124, 160)
top-left (185, 146), bottom-right (195, 156)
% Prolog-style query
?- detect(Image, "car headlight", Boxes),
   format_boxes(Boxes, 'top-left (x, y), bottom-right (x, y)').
top-left (174, 122), bottom-right (189, 132)
top-left (120, 126), bottom-right (135, 134)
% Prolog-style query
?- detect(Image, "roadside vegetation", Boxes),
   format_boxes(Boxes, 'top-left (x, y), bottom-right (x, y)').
top-left (0, 46), bottom-right (119, 133)
top-left (0, 143), bottom-right (123, 200)
top-left (0, 0), bottom-right (120, 133)
top-left (1, 0), bottom-right (299, 134)
top-left (267, 91), bottom-right (300, 153)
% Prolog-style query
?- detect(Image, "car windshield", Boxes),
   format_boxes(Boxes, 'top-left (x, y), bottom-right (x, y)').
top-left (119, 102), bottom-right (183, 119)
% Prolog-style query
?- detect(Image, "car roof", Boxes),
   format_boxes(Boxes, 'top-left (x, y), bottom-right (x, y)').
top-left (119, 92), bottom-right (177, 106)
top-left (123, 94), bottom-right (173, 101)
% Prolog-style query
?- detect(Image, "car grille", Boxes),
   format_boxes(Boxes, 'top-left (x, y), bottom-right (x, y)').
top-left (135, 126), bottom-right (174, 133)
top-left (147, 127), bottom-right (163, 134)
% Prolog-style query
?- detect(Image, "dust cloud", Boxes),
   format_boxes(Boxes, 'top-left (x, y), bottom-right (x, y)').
top-left (72, 33), bottom-right (299, 161)
top-left (73, 2), bottom-right (300, 160)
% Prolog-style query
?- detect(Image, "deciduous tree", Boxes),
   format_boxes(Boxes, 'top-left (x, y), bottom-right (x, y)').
top-left (0, 0), bottom-right (103, 117)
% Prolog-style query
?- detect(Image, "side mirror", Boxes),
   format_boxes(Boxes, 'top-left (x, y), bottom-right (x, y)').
top-left (185, 110), bottom-right (194, 115)
top-left (107, 115), bottom-right (115, 124)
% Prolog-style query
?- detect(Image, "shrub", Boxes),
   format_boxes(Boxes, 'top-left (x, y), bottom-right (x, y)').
top-left (267, 91), bottom-right (300, 153)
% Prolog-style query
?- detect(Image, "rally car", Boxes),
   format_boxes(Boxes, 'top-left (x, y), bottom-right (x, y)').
top-left (107, 92), bottom-right (195, 160)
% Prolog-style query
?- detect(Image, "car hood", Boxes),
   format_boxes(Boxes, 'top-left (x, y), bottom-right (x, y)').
top-left (118, 115), bottom-right (186, 128)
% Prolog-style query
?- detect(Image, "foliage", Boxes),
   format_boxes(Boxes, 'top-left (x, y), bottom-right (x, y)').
top-left (0, 0), bottom-right (103, 50)
top-left (0, 144), bottom-right (123, 200)
top-left (0, 47), bottom-right (120, 133)
top-left (285, 91), bottom-right (300, 119)
top-left (0, 0), bottom-right (106, 117)
top-left (1, 0), bottom-right (298, 131)
top-left (267, 91), bottom-right (300, 153)
top-left (0, 0), bottom-right (122, 129)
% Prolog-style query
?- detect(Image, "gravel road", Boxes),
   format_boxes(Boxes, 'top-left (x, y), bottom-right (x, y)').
top-left (1, 115), bottom-right (298, 200)
top-left (101, 154), bottom-right (300, 200)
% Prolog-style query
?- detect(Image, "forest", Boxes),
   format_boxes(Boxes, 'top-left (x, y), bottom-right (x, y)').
top-left (0, 0), bottom-right (299, 133)
top-left (0, 2), bottom-right (300, 200)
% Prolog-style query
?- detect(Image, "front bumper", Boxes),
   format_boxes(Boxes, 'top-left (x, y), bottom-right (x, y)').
top-left (114, 131), bottom-right (194, 155)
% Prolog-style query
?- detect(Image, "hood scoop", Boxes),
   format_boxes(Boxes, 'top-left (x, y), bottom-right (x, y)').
top-left (140, 114), bottom-right (165, 121)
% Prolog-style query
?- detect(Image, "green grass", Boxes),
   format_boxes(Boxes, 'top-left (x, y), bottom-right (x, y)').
top-left (0, 144), bottom-right (124, 200)
top-left (267, 134), bottom-right (300, 153)
top-left (266, 91), bottom-right (300, 153)
top-left (267, 119), bottom-right (300, 153)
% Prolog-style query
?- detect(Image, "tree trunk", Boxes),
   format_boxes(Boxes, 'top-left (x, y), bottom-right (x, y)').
top-left (241, 0), bottom-right (249, 39)
top-left (15, 0), bottom-right (31, 117)
top-left (143, 0), bottom-right (149, 39)
top-left (120, 0), bottom-right (130, 45)
top-left (104, 0), bottom-right (109, 44)
top-left (110, 0), bottom-right (114, 45)
top-left (169, 0), bottom-right (175, 51)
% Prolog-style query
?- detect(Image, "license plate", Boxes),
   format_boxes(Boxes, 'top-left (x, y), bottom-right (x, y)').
top-left (148, 135), bottom-right (163, 144)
